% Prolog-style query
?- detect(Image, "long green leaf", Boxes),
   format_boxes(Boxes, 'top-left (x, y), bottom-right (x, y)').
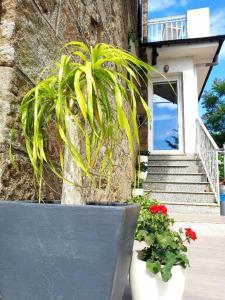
top-left (17, 41), bottom-right (158, 201)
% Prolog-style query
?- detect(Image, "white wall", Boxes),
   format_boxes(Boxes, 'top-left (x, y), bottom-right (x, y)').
top-left (149, 57), bottom-right (199, 154)
top-left (187, 8), bottom-right (210, 38)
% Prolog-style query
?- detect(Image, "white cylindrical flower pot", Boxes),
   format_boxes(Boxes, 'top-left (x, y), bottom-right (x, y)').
top-left (130, 251), bottom-right (186, 300)
top-left (140, 155), bottom-right (148, 163)
top-left (132, 189), bottom-right (144, 197)
top-left (139, 171), bottom-right (147, 180)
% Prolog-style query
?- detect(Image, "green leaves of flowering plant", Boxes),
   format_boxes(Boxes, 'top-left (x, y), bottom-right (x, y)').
top-left (19, 42), bottom-right (155, 201)
top-left (128, 196), bottom-right (196, 282)
top-left (136, 162), bottom-right (148, 172)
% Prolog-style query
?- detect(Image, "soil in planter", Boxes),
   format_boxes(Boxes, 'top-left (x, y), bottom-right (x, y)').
top-left (23, 200), bottom-right (129, 207)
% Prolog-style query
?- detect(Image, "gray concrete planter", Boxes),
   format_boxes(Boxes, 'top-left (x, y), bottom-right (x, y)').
top-left (0, 201), bottom-right (140, 300)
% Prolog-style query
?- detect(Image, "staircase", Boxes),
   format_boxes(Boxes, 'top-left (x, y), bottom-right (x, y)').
top-left (144, 154), bottom-right (220, 214)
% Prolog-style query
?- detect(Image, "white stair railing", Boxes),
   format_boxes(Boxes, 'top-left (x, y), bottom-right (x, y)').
top-left (196, 118), bottom-right (220, 202)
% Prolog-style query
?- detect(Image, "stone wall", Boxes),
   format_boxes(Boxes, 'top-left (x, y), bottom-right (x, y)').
top-left (141, 0), bottom-right (148, 43)
top-left (138, 0), bottom-right (149, 150)
top-left (0, 0), bottom-right (139, 201)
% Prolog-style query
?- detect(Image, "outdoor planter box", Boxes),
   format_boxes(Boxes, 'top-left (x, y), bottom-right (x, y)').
top-left (0, 201), bottom-right (140, 300)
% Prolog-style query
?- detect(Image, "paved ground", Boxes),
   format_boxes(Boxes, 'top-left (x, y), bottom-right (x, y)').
top-left (123, 234), bottom-right (225, 300)
top-left (183, 234), bottom-right (225, 300)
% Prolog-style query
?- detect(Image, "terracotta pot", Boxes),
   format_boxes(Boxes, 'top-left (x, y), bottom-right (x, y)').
top-left (130, 251), bottom-right (186, 300)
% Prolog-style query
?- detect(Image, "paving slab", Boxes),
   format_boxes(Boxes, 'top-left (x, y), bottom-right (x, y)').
top-left (183, 234), bottom-right (225, 300)
top-left (172, 214), bottom-right (225, 235)
top-left (123, 235), bottom-right (225, 300)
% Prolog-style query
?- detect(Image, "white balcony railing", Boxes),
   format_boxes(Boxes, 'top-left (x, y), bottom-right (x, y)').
top-left (196, 118), bottom-right (220, 202)
top-left (148, 15), bottom-right (187, 42)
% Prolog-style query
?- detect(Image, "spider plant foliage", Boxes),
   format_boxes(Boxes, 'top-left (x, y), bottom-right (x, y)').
top-left (21, 42), bottom-right (153, 197)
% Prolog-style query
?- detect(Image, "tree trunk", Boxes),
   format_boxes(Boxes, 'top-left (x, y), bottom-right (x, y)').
top-left (61, 116), bottom-right (84, 205)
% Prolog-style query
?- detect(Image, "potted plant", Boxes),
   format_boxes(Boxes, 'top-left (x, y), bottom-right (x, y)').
top-left (139, 150), bottom-right (151, 162)
top-left (129, 196), bottom-right (197, 300)
top-left (132, 180), bottom-right (144, 197)
top-left (2, 42), bottom-right (154, 300)
top-left (137, 162), bottom-right (148, 180)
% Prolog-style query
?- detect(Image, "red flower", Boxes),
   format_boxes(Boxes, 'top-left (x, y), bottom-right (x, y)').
top-left (149, 204), bottom-right (167, 216)
top-left (185, 228), bottom-right (197, 241)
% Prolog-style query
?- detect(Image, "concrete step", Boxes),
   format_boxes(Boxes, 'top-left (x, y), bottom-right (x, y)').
top-left (148, 154), bottom-right (198, 160)
top-left (147, 173), bottom-right (207, 182)
top-left (160, 201), bottom-right (220, 215)
top-left (148, 159), bottom-right (201, 167)
top-left (149, 191), bottom-right (216, 203)
top-left (144, 181), bottom-right (211, 193)
top-left (147, 165), bottom-right (203, 174)
top-left (172, 214), bottom-right (225, 235)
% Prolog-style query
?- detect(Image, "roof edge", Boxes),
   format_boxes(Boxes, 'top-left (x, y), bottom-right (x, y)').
top-left (198, 39), bottom-right (224, 100)
top-left (141, 35), bottom-right (225, 47)
top-left (140, 35), bottom-right (225, 100)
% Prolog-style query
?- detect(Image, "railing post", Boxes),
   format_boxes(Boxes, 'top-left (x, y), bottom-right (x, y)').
top-left (224, 143), bottom-right (225, 182)
top-left (216, 150), bottom-right (220, 203)
top-left (148, 14), bottom-right (187, 42)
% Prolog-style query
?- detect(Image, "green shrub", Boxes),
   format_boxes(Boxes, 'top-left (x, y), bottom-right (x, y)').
top-left (136, 162), bottom-right (148, 172)
top-left (18, 42), bottom-right (153, 200)
top-left (131, 181), bottom-right (143, 189)
top-left (139, 150), bottom-right (151, 156)
top-left (219, 154), bottom-right (224, 180)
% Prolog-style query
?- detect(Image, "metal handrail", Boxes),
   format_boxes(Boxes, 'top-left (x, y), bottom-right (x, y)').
top-left (196, 118), bottom-right (220, 202)
top-left (148, 14), bottom-right (187, 42)
top-left (148, 14), bottom-right (186, 24)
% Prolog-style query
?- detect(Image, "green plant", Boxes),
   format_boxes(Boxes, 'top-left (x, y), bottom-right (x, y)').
top-left (128, 31), bottom-right (138, 52)
top-left (136, 162), bottom-right (148, 172)
top-left (202, 79), bottom-right (225, 148)
top-left (19, 42), bottom-right (154, 200)
top-left (219, 154), bottom-right (224, 180)
top-left (140, 150), bottom-right (151, 156)
top-left (128, 196), bottom-right (197, 282)
top-left (131, 181), bottom-right (143, 189)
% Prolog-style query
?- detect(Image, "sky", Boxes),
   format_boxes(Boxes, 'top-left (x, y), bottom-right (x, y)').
top-left (148, 0), bottom-right (225, 94)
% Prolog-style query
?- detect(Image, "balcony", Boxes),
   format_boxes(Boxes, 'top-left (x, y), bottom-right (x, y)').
top-left (148, 8), bottom-right (210, 43)
top-left (148, 15), bottom-right (187, 42)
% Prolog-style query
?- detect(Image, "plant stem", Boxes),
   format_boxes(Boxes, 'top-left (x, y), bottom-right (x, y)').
top-left (61, 115), bottom-right (84, 205)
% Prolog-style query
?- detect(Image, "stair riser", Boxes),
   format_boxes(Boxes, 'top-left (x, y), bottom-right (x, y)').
top-left (144, 182), bottom-right (211, 193)
top-left (163, 204), bottom-right (220, 215)
top-left (147, 174), bottom-right (207, 182)
top-left (150, 192), bottom-right (216, 204)
top-left (148, 160), bottom-right (200, 167)
top-left (147, 166), bottom-right (203, 174)
top-left (148, 155), bottom-right (197, 160)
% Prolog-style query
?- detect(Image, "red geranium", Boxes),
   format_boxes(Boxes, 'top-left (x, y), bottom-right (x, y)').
top-left (185, 228), bottom-right (197, 241)
top-left (149, 204), bottom-right (167, 216)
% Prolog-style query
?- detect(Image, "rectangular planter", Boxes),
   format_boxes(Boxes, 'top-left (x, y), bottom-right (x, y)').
top-left (0, 201), bottom-right (140, 300)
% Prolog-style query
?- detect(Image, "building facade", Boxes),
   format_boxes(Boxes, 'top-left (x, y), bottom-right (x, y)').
top-left (140, 5), bottom-right (225, 211)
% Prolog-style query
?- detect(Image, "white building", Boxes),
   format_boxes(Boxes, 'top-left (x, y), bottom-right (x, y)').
top-left (140, 5), bottom-right (225, 212)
